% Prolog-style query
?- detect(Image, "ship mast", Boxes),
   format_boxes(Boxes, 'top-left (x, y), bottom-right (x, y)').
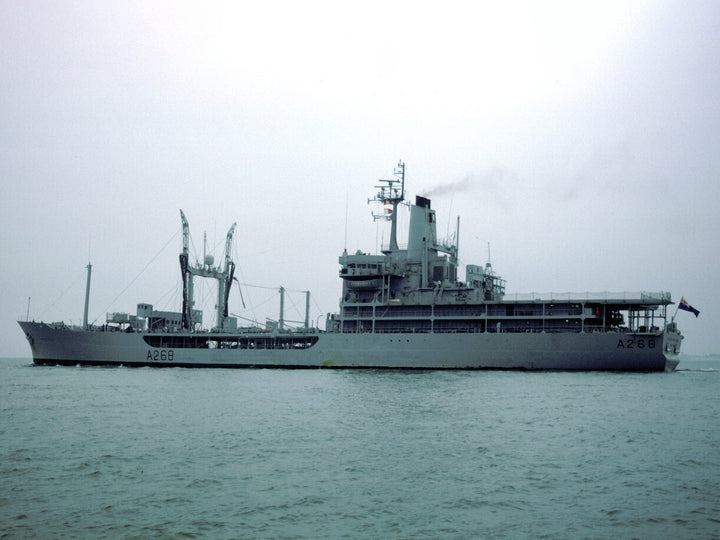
top-left (220, 222), bottom-right (237, 322)
top-left (179, 210), bottom-right (193, 330)
top-left (179, 210), bottom-right (237, 331)
top-left (83, 262), bottom-right (92, 329)
top-left (370, 160), bottom-right (405, 253)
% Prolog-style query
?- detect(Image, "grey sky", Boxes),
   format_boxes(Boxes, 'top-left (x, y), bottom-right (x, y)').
top-left (2, 1), bottom-right (718, 356)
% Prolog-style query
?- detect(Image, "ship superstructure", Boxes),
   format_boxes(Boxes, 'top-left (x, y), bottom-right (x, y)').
top-left (330, 162), bottom-right (674, 346)
top-left (332, 161), bottom-right (507, 334)
top-left (19, 162), bottom-right (684, 370)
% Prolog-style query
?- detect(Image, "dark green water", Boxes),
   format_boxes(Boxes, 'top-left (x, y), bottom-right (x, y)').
top-left (2, 356), bottom-right (718, 539)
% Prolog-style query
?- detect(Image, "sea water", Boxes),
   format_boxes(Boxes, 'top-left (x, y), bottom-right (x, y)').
top-left (1, 356), bottom-right (718, 539)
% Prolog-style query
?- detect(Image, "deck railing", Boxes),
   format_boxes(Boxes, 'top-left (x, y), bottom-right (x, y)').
top-left (501, 291), bottom-right (671, 302)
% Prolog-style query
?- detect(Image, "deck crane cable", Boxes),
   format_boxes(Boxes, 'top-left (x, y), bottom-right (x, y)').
top-left (235, 266), bottom-right (257, 322)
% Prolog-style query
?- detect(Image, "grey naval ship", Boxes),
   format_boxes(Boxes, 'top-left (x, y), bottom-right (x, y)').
top-left (19, 162), bottom-right (683, 371)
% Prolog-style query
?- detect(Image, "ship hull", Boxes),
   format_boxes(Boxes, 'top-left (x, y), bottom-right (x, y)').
top-left (19, 321), bottom-right (682, 372)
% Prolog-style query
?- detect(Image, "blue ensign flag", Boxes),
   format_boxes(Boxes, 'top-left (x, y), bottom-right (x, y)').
top-left (679, 297), bottom-right (700, 317)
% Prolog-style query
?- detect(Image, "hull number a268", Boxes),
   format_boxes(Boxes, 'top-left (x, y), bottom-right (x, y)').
top-left (617, 338), bottom-right (655, 349)
top-left (147, 349), bottom-right (174, 361)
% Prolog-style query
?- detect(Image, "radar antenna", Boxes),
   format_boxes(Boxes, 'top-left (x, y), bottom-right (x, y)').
top-left (369, 160), bottom-right (405, 252)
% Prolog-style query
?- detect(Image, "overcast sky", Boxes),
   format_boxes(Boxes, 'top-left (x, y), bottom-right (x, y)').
top-left (2, 1), bottom-right (718, 356)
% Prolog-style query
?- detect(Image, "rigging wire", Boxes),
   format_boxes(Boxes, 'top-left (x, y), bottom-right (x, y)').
top-left (91, 227), bottom-right (181, 325)
top-left (154, 279), bottom-right (181, 312)
top-left (36, 266), bottom-right (88, 321)
top-left (234, 283), bottom-right (322, 328)
top-left (249, 289), bottom-right (280, 311)
top-left (311, 295), bottom-right (324, 318)
top-left (285, 292), bottom-right (301, 322)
